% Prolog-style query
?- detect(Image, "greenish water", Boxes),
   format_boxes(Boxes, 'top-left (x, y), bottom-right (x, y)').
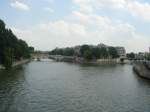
top-left (0, 60), bottom-right (150, 112)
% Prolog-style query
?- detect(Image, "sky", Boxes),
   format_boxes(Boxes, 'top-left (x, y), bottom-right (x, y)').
top-left (0, 0), bottom-right (150, 52)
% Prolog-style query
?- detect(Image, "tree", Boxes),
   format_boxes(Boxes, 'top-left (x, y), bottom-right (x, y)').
top-left (99, 47), bottom-right (108, 58)
top-left (0, 19), bottom-right (34, 68)
top-left (28, 47), bottom-right (34, 53)
top-left (83, 50), bottom-right (92, 60)
top-left (108, 47), bottom-right (119, 58)
top-left (91, 47), bottom-right (100, 59)
top-left (80, 45), bottom-right (90, 56)
top-left (3, 48), bottom-right (14, 69)
top-left (127, 52), bottom-right (135, 60)
top-left (49, 44), bottom-right (124, 61)
top-left (145, 53), bottom-right (150, 60)
top-left (63, 48), bottom-right (74, 56)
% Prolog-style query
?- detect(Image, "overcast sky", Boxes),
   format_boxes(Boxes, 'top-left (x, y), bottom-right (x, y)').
top-left (0, 0), bottom-right (150, 52)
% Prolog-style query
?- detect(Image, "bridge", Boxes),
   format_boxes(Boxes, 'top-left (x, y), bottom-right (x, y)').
top-left (32, 52), bottom-right (50, 60)
top-left (49, 55), bottom-right (75, 62)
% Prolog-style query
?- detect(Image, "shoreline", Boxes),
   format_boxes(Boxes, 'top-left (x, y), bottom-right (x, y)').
top-left (13, 59), bottom-right (30, 67)
top-left (49, 55), bottom-right (130, 64)
top-left (0, 59), bottom-right (30, 69)
top-left (0, 65), bottom-right (5, 69)
top-left (133, 61), bottom-right (150, 80)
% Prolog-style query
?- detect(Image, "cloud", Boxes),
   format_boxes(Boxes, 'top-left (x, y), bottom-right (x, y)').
top-left (11, 11), bottom-right (150, 52)
top-left (72, 0), bottom-right (150, 22)
top-left (127, 1), bottom-right (150, 22)
top-left (10, 1), bottom-right (30, 11)
top-left (44, 7), bottom-right (54, 13)
top-left (8, 0), bottom-right (150, 52)
top-left (72, 0), bottom-right (127, 13)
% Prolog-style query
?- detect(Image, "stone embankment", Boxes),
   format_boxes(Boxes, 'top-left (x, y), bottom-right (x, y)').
top-left (133, 61), bottom-right (150, 79)
top-left (0, 59), bottom-right (30, 69)
top-left (0, 65), bottom-right (5, 69)
top-left (13, 59), bottom-right (30, 67)
top-left (49, 55), bottom-right (129, 64)
top-left (49, 55), bottom-right (76, 62)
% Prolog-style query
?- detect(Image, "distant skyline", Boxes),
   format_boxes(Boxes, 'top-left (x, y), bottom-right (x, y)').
top-left (0, 0), bottom-right (150, 52)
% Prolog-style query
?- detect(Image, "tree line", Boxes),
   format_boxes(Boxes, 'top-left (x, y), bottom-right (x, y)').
top-left (127, 52), bottom-right (150, 60)
top-left (49, 45), bottom-right (119, 60)
top-left (0, 19), bottom-right (34, 69)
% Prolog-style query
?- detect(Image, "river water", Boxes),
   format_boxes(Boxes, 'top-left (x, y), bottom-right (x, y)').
top-left (0, 60), bottom-right (150, 112)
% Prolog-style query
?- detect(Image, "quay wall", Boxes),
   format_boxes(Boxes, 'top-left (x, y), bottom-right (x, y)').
top-left (133, 61), bottom-right (150, 79)
top-left (13, 59), bottom-right (30, 67)
top-left (0, 59), bottom-right (30, 69)
top-left (49, 55), bottom-right (129, 64)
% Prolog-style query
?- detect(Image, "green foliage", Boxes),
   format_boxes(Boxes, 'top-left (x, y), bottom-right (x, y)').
top-left (49, 48), bottom-right (63, 55)
top-left (80, 45), bottom-right (90, 56)
top-left (50, 44), bottom-right (120, 60)
top-left (91, 47), bottom-right (100, 59)
top-left (108, 47), bottom-right (119, 58)
top-left (0, 19), bottom-right (34, 68)
top-left (99, 47), bottom-right (108, 59)
top-left (83, 50), bottom-right (92, 60)
top-left (49, 47), bottom-right (74, 56)
top-left (63, 48), bottom-right (74, 56)
top-left (127, 52), bottom-right (135, 59)
top-left (3, 48), bottom-right (14, 69)
top-left (145, 54), bottom-right (150, 60)
top-left (28, 47), bottom-right (34, 53)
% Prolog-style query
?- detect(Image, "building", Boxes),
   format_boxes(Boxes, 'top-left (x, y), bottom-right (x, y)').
top-left (98, 43), bottom-right (126, 58)
top-left (135, 52), bottom-right (145, 60)
top-left (115, 47), bottom-right (126, 58)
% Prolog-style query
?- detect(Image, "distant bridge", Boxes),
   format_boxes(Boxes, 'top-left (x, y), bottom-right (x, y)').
top-left (32, 52), bottom-right (49, 59)
top-left (49, 55), bottom-right (75, 62)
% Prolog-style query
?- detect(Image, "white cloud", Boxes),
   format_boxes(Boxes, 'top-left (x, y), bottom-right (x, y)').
top-left (72, 0), bottom-right (127, 13)
top-left (10, 1), bottom-right (30, 11)
top-left (11, 11), bottom-right (150, 52)
top-left (73, 0), bottom-right (150, 22)
top-left (44, 7), bottom-right (54, 13)
top-left (9, 0), bottom-right (150, 52)
top-left (127, 1), bottom-right (150, 22)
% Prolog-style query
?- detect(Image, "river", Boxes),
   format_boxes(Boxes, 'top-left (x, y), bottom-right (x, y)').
top-left (0, 60), bottom-right (150, 112)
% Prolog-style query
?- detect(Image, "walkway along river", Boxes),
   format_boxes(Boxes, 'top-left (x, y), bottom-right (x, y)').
top-left (0, 59), bottom-right (30, 69)
top-left (0, 59), bottom-right (150, 112)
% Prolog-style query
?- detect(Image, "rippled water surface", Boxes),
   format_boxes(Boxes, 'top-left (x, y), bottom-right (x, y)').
top-left (0, 60), bottom-right (150, 112)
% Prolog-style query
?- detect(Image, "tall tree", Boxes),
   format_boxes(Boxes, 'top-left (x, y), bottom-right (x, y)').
top-left (99, 47), bottom-right (108, 59)
top-left (0, 19), bottom-right (34, 68)
top-left (108, 47), bottom-right (119, 58)
top-left (80, 45), bottom-right (90, 56)
top-left (3, 48), bottom-right (14, 69)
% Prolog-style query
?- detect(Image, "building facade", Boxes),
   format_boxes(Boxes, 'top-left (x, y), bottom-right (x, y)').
top-left (115, 47), bottom-right (126, 58)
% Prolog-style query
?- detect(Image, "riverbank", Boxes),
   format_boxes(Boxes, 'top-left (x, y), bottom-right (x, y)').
top-left (49, 55), bottom-right (130, 64)
top-left (13, 59), bottom-right (30, 67)
top-left (0, 59), bottom-right (30, 69)
top-left (0, 65), bottom-right (5, 69)
top-left (133, 61), bottom-right (150, 79)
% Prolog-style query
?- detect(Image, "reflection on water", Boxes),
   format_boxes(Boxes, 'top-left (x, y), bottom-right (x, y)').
top-left (0, 61), bottom-right (150, 112)
top-left (0, 66), bottom-right (26, 112)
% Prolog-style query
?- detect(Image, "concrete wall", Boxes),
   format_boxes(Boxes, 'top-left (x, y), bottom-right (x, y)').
top-left (0, 59), bottom-right (30, 69)
top-left (133, 61), bottom-right (150, 79)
